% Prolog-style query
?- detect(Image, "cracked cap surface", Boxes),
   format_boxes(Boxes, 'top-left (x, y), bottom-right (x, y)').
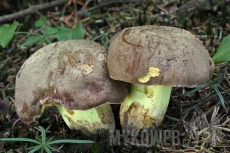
top-left (15, 40), bottom-right (128, 123)
top-left (107, 25), bottom-right (215, 87)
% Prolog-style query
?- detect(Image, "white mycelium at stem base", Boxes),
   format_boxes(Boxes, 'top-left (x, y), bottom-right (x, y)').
top-left (120, 66), bottom-right (172, 130)
top-left (120, 85), bottom-right (172, 130)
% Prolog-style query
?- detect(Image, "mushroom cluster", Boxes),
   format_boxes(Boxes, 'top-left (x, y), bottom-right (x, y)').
top-left (15, 25), bottom-right (215, 134)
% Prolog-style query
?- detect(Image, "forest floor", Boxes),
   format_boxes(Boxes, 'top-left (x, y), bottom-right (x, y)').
top-left (0, 0), bottom-right (230, 152)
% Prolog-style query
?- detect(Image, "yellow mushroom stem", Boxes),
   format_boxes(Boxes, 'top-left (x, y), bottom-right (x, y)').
top-left (42, 103), bottom-right (115, 134)
top-left (120, 66), bottom-right (171, 130)
top-left (56, 103), bottom-right (115, 134)
top-left (120, 85), bottom-right (172, 130)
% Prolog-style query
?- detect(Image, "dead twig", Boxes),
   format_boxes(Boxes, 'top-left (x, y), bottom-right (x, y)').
top-left (0, 0), bottom-right (149, 24)
top-left (171, 94), bottom-right (217, 130)
top-left (0, 0), bottom-right (68, 23)
top-left (77, 0), bottom-right (149, 18)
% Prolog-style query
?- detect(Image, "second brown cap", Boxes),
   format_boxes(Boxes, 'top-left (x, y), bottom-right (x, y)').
top-left (107, 25), bottom-right (215, 87)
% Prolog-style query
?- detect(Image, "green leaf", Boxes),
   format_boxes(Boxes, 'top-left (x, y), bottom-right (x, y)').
top-left (54, 26), bottom-right (68, 38)
top-left (45, 37), bottom-right (52, 44)
top-left (55, 21), bottom-right (85, 40)
top-left (35, 16), bottom-right (47, 27)
top-left (37, 37), bottom-right (46, 45)
top-left (71, 21), bottom-right (85, 39)
top-left (20, 35), bottom-right (43, 47)
top-left (43, 26), bottom-right (58, 35)
top-left (212, 35), bottom-right (230, 64)
top-left (0, 22), bottom-right (19, 48)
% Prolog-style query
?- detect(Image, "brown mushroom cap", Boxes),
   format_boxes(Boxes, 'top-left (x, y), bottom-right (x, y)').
top-left (15, 40), bottom-right (128, 123)
top-left (107, 25), bottom-right (215, 87)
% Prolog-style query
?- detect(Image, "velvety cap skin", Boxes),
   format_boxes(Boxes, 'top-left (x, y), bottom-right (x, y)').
top-left (107, 25), bottom-right (215, 87)
top-left (15, 40), bottom-right (128, 123)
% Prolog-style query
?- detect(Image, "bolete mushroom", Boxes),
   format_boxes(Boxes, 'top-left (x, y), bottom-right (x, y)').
top-left (15, 40), bottom-right (127, 134)
top-left (107, 25), bottom-right (215, 130)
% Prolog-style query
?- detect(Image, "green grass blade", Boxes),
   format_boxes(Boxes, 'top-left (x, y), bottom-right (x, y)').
top-left (46, 136), bottom-right (54, 143)
top-left (48, 146), bottom-right (60, 152)
top-left (181, 84), bottom-right (207, 96)
top-left (0, 138), bottom-right (40, 144)
top-left (38, 126), bottom-right (46, 143)
top-left (47, 139), bottom-right (94, 145)
top-left (104, 35), bottom-right (109, 47)
top-left (212, 85), bottom-right (226, 110)
top-left (14, 31), bottom-right (41, 36)
top-left (92, 34), bottom-right (103, 41)
top-left (44, 147), bottom-right (53, 153)
top-left (27, 145), bottom-right (41, 151)
top-left (27, 145), bottom-right (41, 153)
top-left (35, 134), bottom-right (42, 143)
